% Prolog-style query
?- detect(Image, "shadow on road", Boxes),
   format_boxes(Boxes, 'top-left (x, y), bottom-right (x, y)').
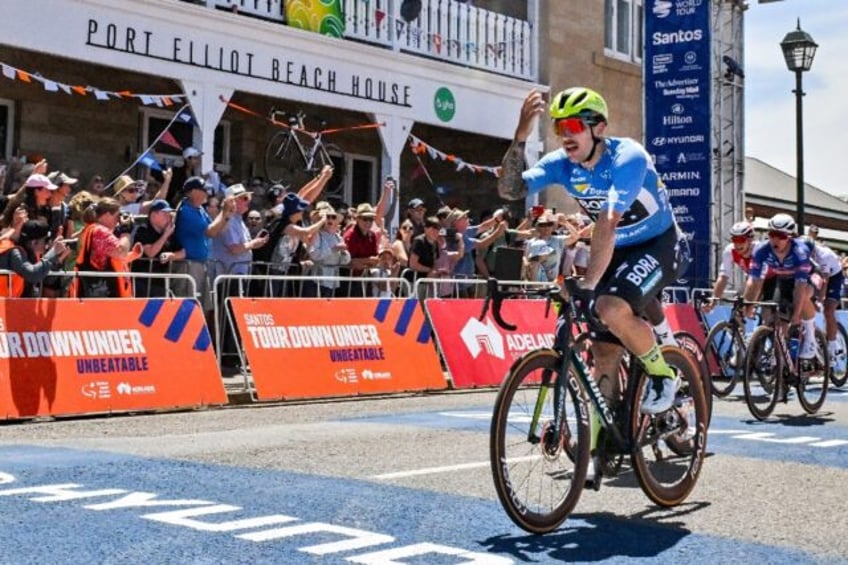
top-left (479, 500), bottom-right (711, 562)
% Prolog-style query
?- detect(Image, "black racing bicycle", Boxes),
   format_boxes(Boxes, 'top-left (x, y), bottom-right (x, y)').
top-left (702, 295), bottom-right (750, 398)
top-left (743, 301), bottom-right (829, 420)
top-left (485, 278), bottom-right (708, 534)
top-left (264, 109), bottom-right (345, 199)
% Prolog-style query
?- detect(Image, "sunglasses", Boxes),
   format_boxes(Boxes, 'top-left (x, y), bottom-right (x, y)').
top-left (731, 235), bottom-right (751, 244)
top-left (248, 216), bottom-right (262, 221)
top-left (554, 117), bottom-right (597, 137)
top-left (124, 188), bottom-right (139, 194)
top-left (359, 218), bottom-right (375, 223)
top-left (400, 225), bottom-right (413, 231)
top-left (767, 230), bottom-right (790, 240)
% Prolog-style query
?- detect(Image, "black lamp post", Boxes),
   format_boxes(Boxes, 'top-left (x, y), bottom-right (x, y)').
top-left (780, 19), bottom-right (817, 234)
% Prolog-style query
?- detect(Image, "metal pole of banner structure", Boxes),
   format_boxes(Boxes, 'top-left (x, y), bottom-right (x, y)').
top-left (779, 19), bottom-right (817, 234)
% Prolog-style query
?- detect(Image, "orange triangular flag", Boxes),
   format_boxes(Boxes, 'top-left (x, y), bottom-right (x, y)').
top-left (16, 70), bottom-right (31, 83)
top-left (71, 85), bottom-right (87, 96)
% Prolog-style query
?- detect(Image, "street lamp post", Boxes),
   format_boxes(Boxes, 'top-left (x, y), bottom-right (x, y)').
top-left (780, 19), bottom-right (817, 234)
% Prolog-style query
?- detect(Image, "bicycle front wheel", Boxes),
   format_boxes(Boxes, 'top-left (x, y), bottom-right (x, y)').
top-left (743, 326), bottom-right (781, 421)
top-left (797, 327), bottom-right (829, 414)
top-left (829, 322), bottom-right (848, 388)
top-left (629, 347), bottom-right (708, 507)
top-left (704, 320), bottom-right (744, 398)
top-left (264, 130), bottom-right (308, 186)
top-left (490, 348), bottom-right (590, 534)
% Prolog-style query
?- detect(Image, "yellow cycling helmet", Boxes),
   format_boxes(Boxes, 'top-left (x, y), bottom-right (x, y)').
top-left (549, 87), bottom-right (609, 123)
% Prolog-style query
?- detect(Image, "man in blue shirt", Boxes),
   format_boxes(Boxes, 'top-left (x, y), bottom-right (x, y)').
top-left (497, 87), bottom-right (686, 415)
top-left (174, 176), bottom-right (235, 310)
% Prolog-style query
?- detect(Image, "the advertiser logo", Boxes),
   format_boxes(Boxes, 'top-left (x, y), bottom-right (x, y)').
top-left (81, 381), bottom-right (110, 400)
top-left (460, 318), bottom-right (504, 360)
top-left (361, 369), bottom-right (392, 381)
top-left (335, 368), bottom-right (358, 384)
top-left (651, 134), bottom-right (705, 147)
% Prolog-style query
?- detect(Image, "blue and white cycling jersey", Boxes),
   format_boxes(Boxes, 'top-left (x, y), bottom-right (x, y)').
top-left (749, 238), bottom-right (812, 282)
top-left (522, 137), bottom-right (675, 247)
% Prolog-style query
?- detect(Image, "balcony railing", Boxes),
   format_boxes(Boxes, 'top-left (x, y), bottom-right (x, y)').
top-left (196, 0), bottom-right (534, 80)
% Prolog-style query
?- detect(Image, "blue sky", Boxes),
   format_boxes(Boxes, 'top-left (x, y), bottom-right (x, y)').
top-left (745, 0), bottom-right (848, 197)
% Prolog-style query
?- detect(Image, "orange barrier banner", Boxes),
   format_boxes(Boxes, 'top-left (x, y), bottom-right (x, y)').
top-left (425, 299), bottom-right (555, 388)
top-left (229, 298), bottom-right (446, 400)
top-left (0, 298), bottom-right (226, 420)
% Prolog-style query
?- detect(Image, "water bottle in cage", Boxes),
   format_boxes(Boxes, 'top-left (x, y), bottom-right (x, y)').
top-left (788, 325), bottom-right (801, 362)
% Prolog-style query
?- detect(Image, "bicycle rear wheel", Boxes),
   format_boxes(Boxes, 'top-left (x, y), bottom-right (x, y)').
top-left (264, 130), bottom-right (310, 187)
top-left (704, 320), bottom-right (744, 398)
top-left (316, 142), bottom-right (346, 201)
top-left (829, 322), bottom-right (848, 388)
top-left (490, 349), bottom-right (590, 534)
top-left (674, 330), bottom-right (713, 426)
top-left (797, 327), bottom-right (829, 414)
top-left (742, 326), bottom-right (781, 421)
top-left (629, 347), bottom-right (708, 507)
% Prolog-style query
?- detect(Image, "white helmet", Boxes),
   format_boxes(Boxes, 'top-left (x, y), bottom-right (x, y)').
top-left (729, 221), bottom-right (754, 238)
top-left (767, 213), bottom-right (796, 235)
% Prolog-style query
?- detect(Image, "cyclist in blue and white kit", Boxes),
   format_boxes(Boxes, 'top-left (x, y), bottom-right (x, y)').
top-left (497, 87), bottom-right (687, 415)
top-left (799, 234), bottom-right (846, 372)
top-left (743, 213), bottom-right (817, 359)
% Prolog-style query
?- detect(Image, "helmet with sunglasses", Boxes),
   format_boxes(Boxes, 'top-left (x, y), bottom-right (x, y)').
top-left (550, 87), bottom-right (609, 122)
top-left (729, 221), bottom-right (754, 239)
top-left (767, 213), bottom-right (796, 235)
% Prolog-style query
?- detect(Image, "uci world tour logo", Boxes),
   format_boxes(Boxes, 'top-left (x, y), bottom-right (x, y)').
top-left (653, 0), bottom-right (672, 18)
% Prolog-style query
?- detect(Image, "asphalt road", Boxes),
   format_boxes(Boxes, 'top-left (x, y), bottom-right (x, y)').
top-left (0, 386), bottom-right (846, 564)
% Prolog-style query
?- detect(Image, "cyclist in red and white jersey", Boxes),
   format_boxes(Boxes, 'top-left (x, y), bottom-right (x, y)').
top-left (702, 221), bottom-right (769, 312)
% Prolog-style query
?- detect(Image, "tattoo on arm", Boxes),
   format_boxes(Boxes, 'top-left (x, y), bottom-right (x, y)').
top-left (497, 140), bottom-right (528, 201)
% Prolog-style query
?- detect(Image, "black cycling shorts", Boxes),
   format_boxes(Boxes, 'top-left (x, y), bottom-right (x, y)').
top-left (590, 226), bottom-right (682, 345)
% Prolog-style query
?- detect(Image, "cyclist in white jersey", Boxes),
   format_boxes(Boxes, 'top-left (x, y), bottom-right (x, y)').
top-left (800, 235), bottom-right (846, 372)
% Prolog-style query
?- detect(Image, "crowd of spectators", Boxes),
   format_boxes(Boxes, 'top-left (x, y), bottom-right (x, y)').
top-left (0, 151), bottom-right (600, 305)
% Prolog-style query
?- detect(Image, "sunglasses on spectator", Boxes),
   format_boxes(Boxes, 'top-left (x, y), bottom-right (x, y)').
top-left (554, 117), bottom-right (598, 137)
top-left (537, 222), bottom-right (554, 227)
top-left (400, 225), bottom-right (413, 231)
top-left (247, 216), bottom-right (262, 221)
top-left (359, 218), bottom-right (375, 223)
top-left (731, 235), bottom-right (751, 244)
top-left (767, 230), bottom-right (790, 240)
top-left (324, 214), bottom-right (338, 219)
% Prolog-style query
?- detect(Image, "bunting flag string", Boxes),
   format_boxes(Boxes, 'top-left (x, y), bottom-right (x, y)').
top-left (103, 103), bottom-right (192, 191)
top-left (408, 134), bottom-right (501, 178)
top-left (0, 61), bottom-right (186, 107)
top-left (219, 95), bottom-right (384, 137)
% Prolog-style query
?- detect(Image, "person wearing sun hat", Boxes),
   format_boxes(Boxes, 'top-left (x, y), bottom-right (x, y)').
top-left (523, 238), bottom-right (556, 282)
top-left (306, 204), bottom-right (350, 297)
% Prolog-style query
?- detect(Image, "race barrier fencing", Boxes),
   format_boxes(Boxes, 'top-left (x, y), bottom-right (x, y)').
top-left (0, 295), bottom-right (226, 420)
top-left (227, 296), bottom-right (446, 401)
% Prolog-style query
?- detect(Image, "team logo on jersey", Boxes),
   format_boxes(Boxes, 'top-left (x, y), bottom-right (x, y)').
top-left (573, 183), bottom-right (590, 194)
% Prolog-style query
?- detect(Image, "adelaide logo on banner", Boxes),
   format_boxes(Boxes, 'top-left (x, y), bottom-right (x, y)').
top-left (425, 299), bottom-right (555, 388)
top-left (0, 298), bottom-right (226, 419)
top-left (229, 298), bottom-right (446, 400)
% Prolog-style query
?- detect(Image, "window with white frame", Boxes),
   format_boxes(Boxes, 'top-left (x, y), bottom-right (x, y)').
top-left (0, 98), bottom-right (14, 161)
top-left (139, 107), bottom-right (231, 171)
top-left (604, 0), bottom-right (643, 64)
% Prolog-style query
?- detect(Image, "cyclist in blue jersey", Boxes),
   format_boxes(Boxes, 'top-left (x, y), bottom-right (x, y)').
top-left (497, 87), bottom-right (687, 415)
top-left (743, 213), bottom-right (817, 359)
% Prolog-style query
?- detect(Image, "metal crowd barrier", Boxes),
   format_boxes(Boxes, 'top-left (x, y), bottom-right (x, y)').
top-left (0, 268), bottom-right (197, 300)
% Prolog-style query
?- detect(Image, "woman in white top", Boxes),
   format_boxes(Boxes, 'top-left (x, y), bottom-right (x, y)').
top-left (307, 206), bottom-right (351, 297)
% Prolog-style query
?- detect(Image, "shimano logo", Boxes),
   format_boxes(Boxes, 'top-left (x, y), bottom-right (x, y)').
top-left (652, 29), bottom-right (703, 45)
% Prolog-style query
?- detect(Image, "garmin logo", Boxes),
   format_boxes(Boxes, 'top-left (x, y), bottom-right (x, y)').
top-left (661, 171), bottom-right (701, 182)
top-left (653, 29), bottom-right (704, 45)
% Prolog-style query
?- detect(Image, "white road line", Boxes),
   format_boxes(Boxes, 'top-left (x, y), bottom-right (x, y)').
top-left (371, 456), bottom-right (539, 480)
top-left (809, 439), bottom-right (848, 447)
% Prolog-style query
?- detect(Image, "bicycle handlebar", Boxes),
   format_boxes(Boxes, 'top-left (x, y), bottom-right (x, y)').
top-left (479, 277), bottom-right (567, 331)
